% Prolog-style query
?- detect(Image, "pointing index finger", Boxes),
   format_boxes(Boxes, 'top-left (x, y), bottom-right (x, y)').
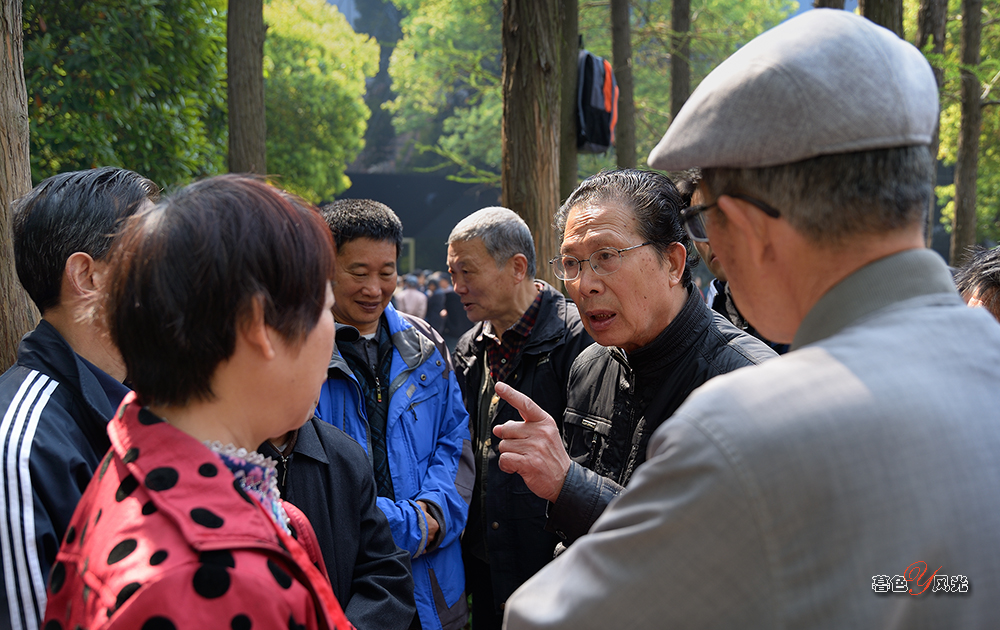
top-left (495, 381), bottom-right (550, 424)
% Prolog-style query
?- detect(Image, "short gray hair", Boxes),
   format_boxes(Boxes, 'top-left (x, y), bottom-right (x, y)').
top-left (700, 145), bottom-right (933, 244)
top-left (448, 206), bottom-right (536, 277)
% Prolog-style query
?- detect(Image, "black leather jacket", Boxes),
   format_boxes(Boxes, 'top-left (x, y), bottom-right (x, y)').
top-left (453, 281), bottom-right (593, 613)
top-left (548, 288), bottom-right (777, 543)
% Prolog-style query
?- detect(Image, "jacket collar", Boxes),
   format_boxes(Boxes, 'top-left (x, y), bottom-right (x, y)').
top-left (19, 319), bottom-right (121, 424)
top-left (793, 248), bottom-right (958, 350)
top-left (465, 281), bottom-right (572, 355)
top-left (289, 418), bottom-right (329, 465)
top-left (109, 392), bottom-right (288, 552)
top-left (610, 287), bottom-right (710, 373)
top-left (328, 304), bottom-right (435, 376)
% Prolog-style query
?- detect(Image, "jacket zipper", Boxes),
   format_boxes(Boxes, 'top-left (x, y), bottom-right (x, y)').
top-left (277, 452), bottom-right (290, 490)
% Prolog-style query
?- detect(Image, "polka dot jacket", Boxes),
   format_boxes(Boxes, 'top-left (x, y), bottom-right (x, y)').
top-left (42, 392), bottom-right (354, 630)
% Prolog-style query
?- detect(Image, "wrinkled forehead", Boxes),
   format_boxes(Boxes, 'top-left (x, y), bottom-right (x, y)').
top-left (561, 202), bottom-right (640, 252)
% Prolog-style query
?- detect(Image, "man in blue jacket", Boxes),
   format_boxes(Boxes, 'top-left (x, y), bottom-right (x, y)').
top-left (315, 199), bottom-right (474, 630)
top-left (0, 168), bottom-right (158, 630)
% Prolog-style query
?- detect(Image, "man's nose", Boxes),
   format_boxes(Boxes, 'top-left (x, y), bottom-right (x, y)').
top-left (360, 278), bottom-right (382, 296)
top-left (574, 262), bottom-right (604, 295)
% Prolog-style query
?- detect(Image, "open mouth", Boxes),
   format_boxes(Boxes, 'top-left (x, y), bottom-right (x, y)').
top-left (587, 311), bottom-right (616, 331)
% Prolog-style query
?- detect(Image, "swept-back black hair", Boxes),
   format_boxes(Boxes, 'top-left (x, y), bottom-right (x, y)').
top-left (955, 246), bottom-right (1000, 320)
top-left (12, 167), bottom-right (159, 313)
top-left (557, 169), bottom-right (698, 288)
top-left (319, 198), bottom-right (403, 256)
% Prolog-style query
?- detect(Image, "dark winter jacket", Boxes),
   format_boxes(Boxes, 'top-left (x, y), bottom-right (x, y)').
top-left (549, 288), bottom-right (777, 543)
top-left (0, 320), bottom-right (128, 630)
top-left (453, 282), bottom-right (593, 612)
top-left (259, 417), bottom-right (417, 630)
top-left (709, 278), bottom-right (790, 354)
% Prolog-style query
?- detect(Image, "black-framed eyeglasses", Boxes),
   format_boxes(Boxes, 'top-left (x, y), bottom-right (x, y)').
top-left (681, 194), bottom-right (782, 243)
top-left (549, 242), bottom-right (652, 281)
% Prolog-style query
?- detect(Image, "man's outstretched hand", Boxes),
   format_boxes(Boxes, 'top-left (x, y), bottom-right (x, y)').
top-left (492, 381), bottom-right (571, 503)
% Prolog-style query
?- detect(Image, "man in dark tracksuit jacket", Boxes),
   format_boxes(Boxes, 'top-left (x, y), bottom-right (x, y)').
top-left (0, 168), bottom-right (157, 630)
top-left (448, 208), bottom-right (593, 630)
top-left (260, 412), bottom-right (417, 630)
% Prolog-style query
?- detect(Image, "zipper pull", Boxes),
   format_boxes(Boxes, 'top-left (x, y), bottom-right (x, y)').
top-left (376, 377), bottom-right (382, 403)
top-left (280, 454), bottom-right (289, 490)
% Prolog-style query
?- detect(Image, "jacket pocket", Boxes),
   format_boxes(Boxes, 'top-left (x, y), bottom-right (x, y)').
top-left (563, 408), bottom-right (612, 470)
top-left (405, 396), bottom-right (442, 466)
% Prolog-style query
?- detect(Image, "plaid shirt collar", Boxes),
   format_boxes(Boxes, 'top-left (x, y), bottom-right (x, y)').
top-left (482, 284), bottom-right (543, 382)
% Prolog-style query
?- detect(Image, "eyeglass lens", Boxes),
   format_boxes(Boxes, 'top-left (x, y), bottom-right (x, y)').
top-left (687, 212), bottom-right (709, 242)
top-left (554, 248), bottom-right (622, 280)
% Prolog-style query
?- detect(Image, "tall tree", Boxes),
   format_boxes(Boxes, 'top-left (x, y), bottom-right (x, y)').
top-left (670, 0), bottom-right (691, 122)
top-left (559, 0), bottom-right (578, 202)
top-left (388, 0), bottom-right (503, 182)
top-left (859, 0), bottom-right (904, 37)
top-left (228, 0), bottom-right (266, 174)
top-left (917, 0), bottom-right (947, 246)
top-left (951, 0), bottom-right (983, 266)
top-left (814, 0), bottom-right (845, 8)
top-left (611, 0), bottom-right (635, 169)
top-left (1, 0), bottom-right (38, 370)
top-left (502, 0), bottom-right (560, 285)
top-left (387, 0), bottom-right (793, 184)
top-left (264, 0), bottom-right (378, 202)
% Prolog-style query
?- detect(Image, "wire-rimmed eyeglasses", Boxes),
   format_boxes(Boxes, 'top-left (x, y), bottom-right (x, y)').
top-left (681, 194), bottom-right (782, 243)
top-left (548, 242), bottom-right (652, 281)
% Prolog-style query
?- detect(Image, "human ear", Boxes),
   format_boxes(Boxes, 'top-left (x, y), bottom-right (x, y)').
top-left (664, 243), bottom-right (687, 287)
top-left (716, 195), bottom-right (772, 267)
top-left (63, 252), bottom-right (98, 296)
top-left (509, 253), bottom-right (529, 282)
top-left (240, 294), bottom-right (277, 360)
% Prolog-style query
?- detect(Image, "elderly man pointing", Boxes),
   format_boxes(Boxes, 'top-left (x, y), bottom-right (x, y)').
top-left (493, 169), bottom-right (775, 545)
top-left (503, 10), bottom-right (1000, 629)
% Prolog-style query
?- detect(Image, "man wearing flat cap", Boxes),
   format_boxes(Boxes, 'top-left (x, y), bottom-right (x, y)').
top-left (503, 9), bottom-right (1000, 629)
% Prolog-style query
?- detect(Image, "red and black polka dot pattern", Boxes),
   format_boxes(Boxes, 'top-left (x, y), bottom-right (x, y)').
top-left (42, 392), bottom-right (353, 630)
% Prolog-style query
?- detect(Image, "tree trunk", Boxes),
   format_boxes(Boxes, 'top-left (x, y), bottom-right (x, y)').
top-left (611, 0), bottom-right (635, 169)
top-left (559, 0), bottom-right (578, 204)
top-left (227, 0), bottom-right (266, 174)
top-left (813, 0), bottom-right (846, 8)
top-left (502, 0), bottom-right (560, 285)
top-left (670, 0), bottom-right (690, 123)
top-left (859, 0), bottom-right (904, 38)
top-left (0, 0), bottom-right (39, 371)
top-left (917, 0), bottom-right (947, 246)
top-left (951, 0), bottom-right (982, 266)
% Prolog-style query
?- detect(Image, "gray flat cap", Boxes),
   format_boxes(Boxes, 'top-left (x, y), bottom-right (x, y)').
top-left (647, 9), bottom-right (938, 171)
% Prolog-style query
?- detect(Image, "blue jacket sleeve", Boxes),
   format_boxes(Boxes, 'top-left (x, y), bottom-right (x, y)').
top-left (377, 368), bottom-right (473, 558)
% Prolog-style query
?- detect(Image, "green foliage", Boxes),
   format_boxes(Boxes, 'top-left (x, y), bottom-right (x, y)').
top-left (24, 0), bottom-right (227, 188)
top-left (386, 0), bottom-right (502, 178)
top-left (386, 0), bottom-right (794, 183)
top-left (920, 0), bottom-right (1000, 244)
top-left (583, 0), bottom-right (795, 165)
top-left (264, 0), bottom-right (380, 202)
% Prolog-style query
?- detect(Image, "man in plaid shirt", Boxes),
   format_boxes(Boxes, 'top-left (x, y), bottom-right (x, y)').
top-left (448, 207), bottom-right (593, 630)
